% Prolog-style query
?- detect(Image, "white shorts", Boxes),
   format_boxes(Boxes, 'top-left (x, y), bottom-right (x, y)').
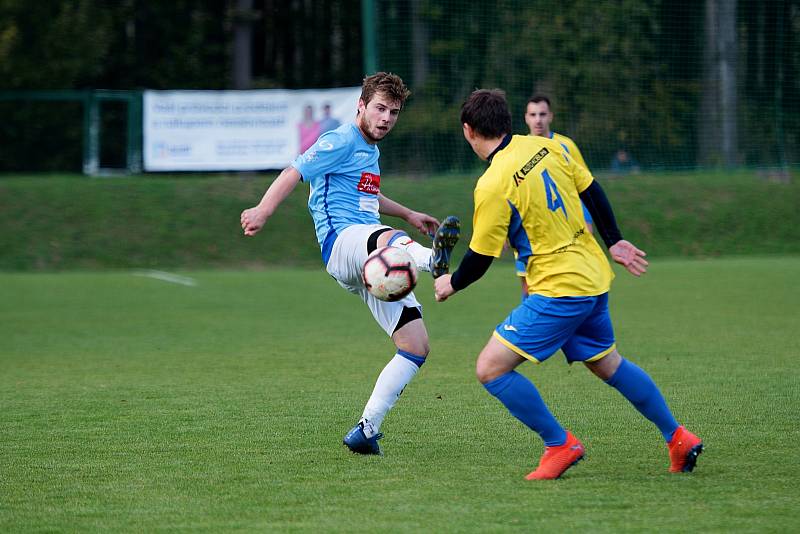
top-left (326, 224), bottom-right (422, 336)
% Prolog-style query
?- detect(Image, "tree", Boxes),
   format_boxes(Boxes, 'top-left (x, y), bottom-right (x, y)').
top-left (699, 0), bottom-right (738, 166)
top-left (232, 0), bottom-right (257, 90)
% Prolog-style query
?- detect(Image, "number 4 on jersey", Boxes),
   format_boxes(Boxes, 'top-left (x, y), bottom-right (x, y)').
top-left (541, 169), bottom-right (567, 219)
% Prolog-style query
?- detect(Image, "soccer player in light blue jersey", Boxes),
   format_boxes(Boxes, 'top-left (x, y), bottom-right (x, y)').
top-left (241, 73), bottom-right (460, 456)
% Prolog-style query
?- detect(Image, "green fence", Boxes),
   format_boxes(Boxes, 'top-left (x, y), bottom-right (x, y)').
top-left (371, 0), bottom-right (798, 174)
top-left (0, 90), bottom-right (142, 175)
top-left (0, 1), bottom-right (796, 176)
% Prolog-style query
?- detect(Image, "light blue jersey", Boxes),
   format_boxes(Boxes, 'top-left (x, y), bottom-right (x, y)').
top-left (292, 123), bottom-right (382, 263)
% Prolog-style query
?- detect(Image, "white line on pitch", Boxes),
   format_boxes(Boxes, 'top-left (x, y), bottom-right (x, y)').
top-left (133, 270), bottom-right (197, 287)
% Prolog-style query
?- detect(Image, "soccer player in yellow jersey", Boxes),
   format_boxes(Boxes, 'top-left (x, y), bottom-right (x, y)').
top-left (434, 89), bottom-right (703, 480)
top-left (516, 95), bottom-right (595, 296)
top-left (524, 94), bottom-right (593, 234)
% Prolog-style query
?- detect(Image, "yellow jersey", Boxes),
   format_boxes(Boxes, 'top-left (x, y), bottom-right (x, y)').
top-left (469, 135), bottom-right (613, 297)
top-left (550, 131), bottom-right (588, 170)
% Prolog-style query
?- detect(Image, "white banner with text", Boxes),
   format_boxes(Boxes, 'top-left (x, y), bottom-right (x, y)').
top-left (143, 88), bottom-right (360, 171)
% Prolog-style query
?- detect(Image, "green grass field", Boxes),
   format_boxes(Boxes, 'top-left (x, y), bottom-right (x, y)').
top-left (1, 169), bottom-right (799, 270)
top-left (2, 257), bottom-right (799, 532)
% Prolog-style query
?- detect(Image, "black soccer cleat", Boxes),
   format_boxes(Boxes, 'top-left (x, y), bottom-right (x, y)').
top-left (681, 444), bottom-right (704, 473)
top-left (431, 216), bottom-right (460, 278)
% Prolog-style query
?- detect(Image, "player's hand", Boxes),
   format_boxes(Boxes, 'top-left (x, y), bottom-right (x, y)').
top-left (434, 274), bottom-right (456, 302)
top-left (609, 240), bottom-right (648, 276)
top-left (406, 211), bottom-right (440, 237)
top-left (240, 206), bottom-right (269, 236)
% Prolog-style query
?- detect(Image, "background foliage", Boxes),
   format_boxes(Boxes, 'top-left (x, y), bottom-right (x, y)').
top-left (0, 0), bottom-right (797, 172)
top-left (377, 0), bottom-right (799, 172)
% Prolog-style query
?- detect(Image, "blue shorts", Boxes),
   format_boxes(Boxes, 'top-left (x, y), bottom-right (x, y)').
top-left (493, 293), bottom-right (616, 363)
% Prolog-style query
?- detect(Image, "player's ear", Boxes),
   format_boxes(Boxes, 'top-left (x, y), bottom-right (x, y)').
top-left (357, 98), bottom-right (366, 114)
top-left (462, 123), bottom-right (473, 140)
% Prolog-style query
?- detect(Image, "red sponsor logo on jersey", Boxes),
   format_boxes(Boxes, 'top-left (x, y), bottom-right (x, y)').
top-left (358, 172), bottom-right (381, 194)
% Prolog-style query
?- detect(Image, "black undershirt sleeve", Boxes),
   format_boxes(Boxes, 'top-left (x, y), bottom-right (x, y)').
top-left (451, 180), bottom-right (619, 291)
top-left (450, 248), bottom-right (494, 291)
top-left (579, 180), bottom-right (623, 248)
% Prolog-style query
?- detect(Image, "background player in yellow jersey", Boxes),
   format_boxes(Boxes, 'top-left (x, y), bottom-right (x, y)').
top-left (434, 89), bottom-right (703, 480)
top-left (524, 94), bottom-right (594, 234)
top-left (516, 94), bottom-right (594, 295)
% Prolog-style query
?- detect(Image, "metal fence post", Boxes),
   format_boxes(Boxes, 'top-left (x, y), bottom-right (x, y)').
top-left (127, 91), bottom-right (143, 174)
top-left (82, 90), bottom-right (100, 176)
top-left (362, 0), bottom-right (378, 74)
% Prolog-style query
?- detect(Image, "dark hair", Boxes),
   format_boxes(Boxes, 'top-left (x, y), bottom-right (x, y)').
top-left (360, 72), bottom-right (411, 107)
top-left (460, 89), bottom-right (512, 138)
top-left (527, 94), bottom-right (552, 108)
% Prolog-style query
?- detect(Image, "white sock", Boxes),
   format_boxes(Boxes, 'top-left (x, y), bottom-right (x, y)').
top-left (360, 354), bottom-right (422, 435)
top-left (389, 234), bottom-right (432, 272)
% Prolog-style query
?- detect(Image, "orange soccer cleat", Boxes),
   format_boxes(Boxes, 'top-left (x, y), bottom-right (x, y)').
top-left (525, 431), bottom-right (585, 480)
top-left (668, 425), bottom-right (703, 473)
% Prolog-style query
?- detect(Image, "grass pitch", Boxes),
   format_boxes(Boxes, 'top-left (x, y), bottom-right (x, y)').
top-left (1, 257), bottom-right (798, 531)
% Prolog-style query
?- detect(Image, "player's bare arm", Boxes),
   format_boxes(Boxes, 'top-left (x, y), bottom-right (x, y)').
top-left (377, 193), bottom-right (440, 235)
top-left (434, 248), bottom-right (494, 302)
top-left (240, 166), bottom-right (302, 236)
top-left (609, 240), bottom-right (649, 276)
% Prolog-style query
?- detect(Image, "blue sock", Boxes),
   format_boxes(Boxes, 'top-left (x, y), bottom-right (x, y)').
top-left (387, 231), bottom-right (409, 246)
top-left (483, 371), bottom-right (567, 446)
top-left (397, 349), bottom-right (425, 367)
top-left (605, 358), bottom-right (679, 441)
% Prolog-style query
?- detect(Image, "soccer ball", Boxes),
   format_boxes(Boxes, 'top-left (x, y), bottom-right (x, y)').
top-left (362, 246), bottom-right (418, 302)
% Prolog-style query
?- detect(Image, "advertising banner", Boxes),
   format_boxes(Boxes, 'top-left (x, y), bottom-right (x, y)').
top-left (143, 87), bottom-right (360, 171)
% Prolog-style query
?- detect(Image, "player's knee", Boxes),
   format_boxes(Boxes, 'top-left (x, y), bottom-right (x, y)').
top-left (476, 338), bottom-right (523, 383)
top-left (418, 341), bottom-right (430, 357)
top-left (408, 336), bottom-right (430, 357)
top-left (475, 353), bottom-right (505, 384)
top-left (476, 361), bottom-right (499, 384)
top-left (392, 308), bottom-right (427, 356)
top-left (585, 349), bottom-right (622, 380)
top-left (475, 361), bottom-right (490, 384)
top-left (416, 334), bottom-right (431, 357)
top-left (396, 337), bottom-right (429, 358)
top-left (376, 229), bottom-right (402, 249)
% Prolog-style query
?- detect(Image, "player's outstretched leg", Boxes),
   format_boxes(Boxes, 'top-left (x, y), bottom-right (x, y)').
top-left (380, 216), bottom-right (459, 276)
top-left (431, 216), bottom-right (460, 278)
top-left (343, 420), bottom-right (384, 455)
top-left (668, 426), bottom-right (703, 473)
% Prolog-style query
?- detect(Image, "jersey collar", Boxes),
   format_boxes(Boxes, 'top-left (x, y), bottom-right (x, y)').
top-left (487, 134), bottom-right (513, 163)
